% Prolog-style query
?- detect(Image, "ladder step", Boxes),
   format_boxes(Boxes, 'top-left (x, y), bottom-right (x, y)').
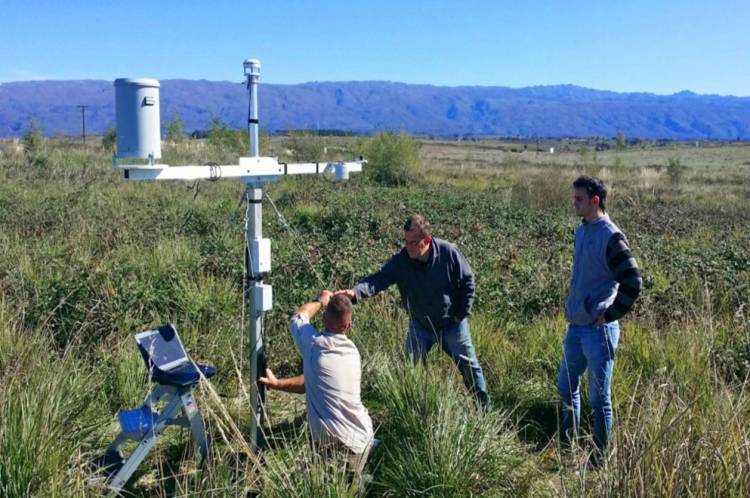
top-left (118, 406), bottom-right (161, 434)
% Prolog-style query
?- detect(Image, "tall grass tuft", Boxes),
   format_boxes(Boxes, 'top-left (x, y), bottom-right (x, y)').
top-left (368, 358), bottom-right (535, 496)
top-left (262, 429), bottom-right (361, 498)
top-left (0, 307), bottom-right (101, 497)
top-left (593, 375), bottom-right (750, 496)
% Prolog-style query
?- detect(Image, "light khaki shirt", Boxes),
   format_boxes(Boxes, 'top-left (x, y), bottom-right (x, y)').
top-left (289, 313), bottom-right (374, 454)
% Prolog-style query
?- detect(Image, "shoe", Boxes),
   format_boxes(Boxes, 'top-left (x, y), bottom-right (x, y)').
top-left (586, 451), bottom-right (605, 471)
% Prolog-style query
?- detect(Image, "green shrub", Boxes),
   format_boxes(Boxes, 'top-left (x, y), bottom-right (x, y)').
top-left (102, 127), bottom-right (116, 153)
top-left (21, 118), bottom-right (45, 156)
top-left (360, 131), bottom-right (421, 186)
top-left (207, 116), bottom-right (248, 156)
top-left (20, 118), bottom-right (49, 167)
top-left (666, 156), bottom-right (688, 183)
top-left (165, 115), bottom-right (186, 143)
top-left (615, 132), bottom-right (626, 151)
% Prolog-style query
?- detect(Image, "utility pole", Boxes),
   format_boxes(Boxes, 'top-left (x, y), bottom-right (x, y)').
top-left (77, 105), bottom-right (88, 145)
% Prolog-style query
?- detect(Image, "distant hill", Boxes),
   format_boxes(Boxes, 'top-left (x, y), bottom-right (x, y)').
top-left (1, 79), bottom-right (748, 139)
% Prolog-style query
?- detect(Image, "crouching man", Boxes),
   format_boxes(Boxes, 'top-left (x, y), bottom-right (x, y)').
top-left (259, 290), bottom-right (374, 478)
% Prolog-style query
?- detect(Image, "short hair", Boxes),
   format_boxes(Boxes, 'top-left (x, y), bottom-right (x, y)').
top-left (573, 175), bottom-right (608, 211)
top-left (404, 214), bottom-right (431, 238)
top-left (326, 294), bottom-right (353, 323)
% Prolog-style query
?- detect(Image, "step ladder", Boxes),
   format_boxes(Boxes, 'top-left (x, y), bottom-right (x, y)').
top-left (94, 324), bottom-right (216, 493)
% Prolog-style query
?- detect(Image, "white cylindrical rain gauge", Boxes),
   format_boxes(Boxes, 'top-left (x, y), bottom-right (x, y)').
top-left (114, 78), bottom-right (162, 160)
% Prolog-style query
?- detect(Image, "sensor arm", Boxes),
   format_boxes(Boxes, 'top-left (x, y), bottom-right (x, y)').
top-left (115, 157), bottom-right (365, 182)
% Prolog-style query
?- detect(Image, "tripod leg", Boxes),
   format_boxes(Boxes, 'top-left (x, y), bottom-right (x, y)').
top-left (181, 391), bottom-right (209, 462)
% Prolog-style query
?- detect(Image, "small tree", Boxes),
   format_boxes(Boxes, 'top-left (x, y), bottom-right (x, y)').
top-left (666, 156), bottom-right (688, 184)
top-left (165, 115), bottom-right (186, 143)
top-left (207, 116), bottom-right (247, 154)
top-left (102, 127), bottom-right (116, 152)
top-left (360, 131), bottom-right (421, 186)
top-left (21, 118), bottom-right (44, 155)
top-left (615, 132), bottom-right (626, 151)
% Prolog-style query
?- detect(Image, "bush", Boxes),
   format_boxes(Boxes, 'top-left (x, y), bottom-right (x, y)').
top-left (615, 132), bottom-right (626, 151)
top-left (360, 131), bottom-right (421, 186)
top-left (666, 156), bottom-right (688, 183)
top-left (20, 118), bottom-right (49, 168)
top-left (165, 115), bottom-right (186, 143)
top-left (101, 127), bottom-right (116, 153)
top-left (207, 116), bottom-right (248, 156)
top-left (21, 118), bottom-right (45, 156)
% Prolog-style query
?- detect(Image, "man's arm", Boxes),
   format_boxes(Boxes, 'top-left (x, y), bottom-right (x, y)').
top-left (289, 290), bottom-right (332, 353)
top-left (259, 368), bottom-right (305, 394)
top-left (451, 247), bottom-right (476, 322)
top-left (345, 253), bottom-right (401, 302)
top-left (294, 290), bottom-right (332, 319)
top-left (600, 232), bottom-right (643, 323)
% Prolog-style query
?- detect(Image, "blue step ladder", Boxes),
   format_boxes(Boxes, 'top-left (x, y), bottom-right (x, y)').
top-left (94, 324), bottom-right (216, 493)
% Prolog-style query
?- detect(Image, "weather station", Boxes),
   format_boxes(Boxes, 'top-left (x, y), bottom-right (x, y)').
top-left (95, 59), bottom-right (365, 492)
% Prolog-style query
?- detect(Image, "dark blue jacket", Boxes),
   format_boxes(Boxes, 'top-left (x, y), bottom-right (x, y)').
top-left (352, 237), bottom-right (475, 331)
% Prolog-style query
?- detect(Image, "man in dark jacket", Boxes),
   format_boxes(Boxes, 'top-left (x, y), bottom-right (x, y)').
top-left (558, 176), bottom-right (642, 467)
top-left (338, 214), bottom-right (490, 411)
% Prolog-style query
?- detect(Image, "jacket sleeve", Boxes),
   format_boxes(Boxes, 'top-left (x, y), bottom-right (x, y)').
top-left (352, 252), bottom-right (400, 302)
top-left (451, 247), bottom-right (476, 320)
top-left (603, 232), bottom-right (643, 322)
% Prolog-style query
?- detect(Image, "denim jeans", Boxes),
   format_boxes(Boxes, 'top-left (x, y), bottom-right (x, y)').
top-left (405, 318), bottom-right (491, 411)
top-left (557, 322), bottom-right (620, 452)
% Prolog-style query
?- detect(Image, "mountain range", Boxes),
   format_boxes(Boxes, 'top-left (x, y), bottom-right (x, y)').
top-left (1, 79), bottom-right (748, 140)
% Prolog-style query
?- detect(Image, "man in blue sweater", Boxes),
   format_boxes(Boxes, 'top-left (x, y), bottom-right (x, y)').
top-left (338, 214), bottom-right (491, 412)
top-left (558, 176), bottom-right (642, 467)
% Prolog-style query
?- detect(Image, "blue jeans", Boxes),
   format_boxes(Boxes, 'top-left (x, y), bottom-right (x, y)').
top-left (405, 318), bottom-right (491, 411)
top-left (557, 322), bottom-right (620, 452)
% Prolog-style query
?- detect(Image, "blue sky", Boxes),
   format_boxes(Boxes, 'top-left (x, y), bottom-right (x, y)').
top-left (1, 0), bottom-right (748, 96)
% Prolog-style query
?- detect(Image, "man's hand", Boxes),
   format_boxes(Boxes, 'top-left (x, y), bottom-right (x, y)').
top-left (335, 289), bottom-right (356, 300)
top-left (295, 290), bottom-right (333, 318)
top-left (319, 290), bottom-right (333, 308)
top-left (594, 315), bottom-right (607, 326)
top-left (258, 368), bottom-right (278, 389)
top-left (259, 369), bottom-right (305, 394)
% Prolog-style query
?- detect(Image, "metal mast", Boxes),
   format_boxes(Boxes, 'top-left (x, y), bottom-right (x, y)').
top-left (243, 59), bottom-right (265, 450)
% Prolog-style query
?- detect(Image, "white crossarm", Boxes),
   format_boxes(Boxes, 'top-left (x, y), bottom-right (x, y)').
top-left (116, 157), bottom-right (365, 182)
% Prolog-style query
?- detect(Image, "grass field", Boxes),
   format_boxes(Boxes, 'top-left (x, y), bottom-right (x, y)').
top-left (1, 135), bottom-right (749, 497)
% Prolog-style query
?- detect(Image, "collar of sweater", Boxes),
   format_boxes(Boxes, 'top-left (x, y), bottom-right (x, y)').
top-left (582, 213), bottom-right (610, 226)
